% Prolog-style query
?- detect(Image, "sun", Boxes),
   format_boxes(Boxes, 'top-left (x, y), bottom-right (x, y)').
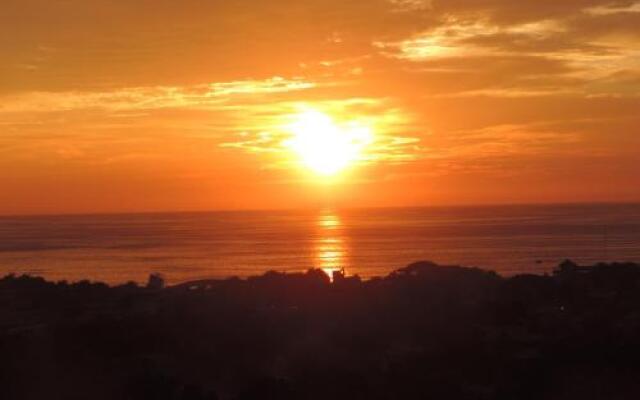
top-left (284, 110), bottom-right (373, 176)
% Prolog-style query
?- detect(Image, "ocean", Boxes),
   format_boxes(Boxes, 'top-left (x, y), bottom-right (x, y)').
top-left (1, 203), bottom-right (639, 284)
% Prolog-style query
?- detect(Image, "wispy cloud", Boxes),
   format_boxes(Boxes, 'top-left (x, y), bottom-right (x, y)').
top-left (0, 77), bottom-right (316, 113)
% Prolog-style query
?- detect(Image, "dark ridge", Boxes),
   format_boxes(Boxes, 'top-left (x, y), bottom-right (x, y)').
top-left (3, 260), bottom-right (640, 399)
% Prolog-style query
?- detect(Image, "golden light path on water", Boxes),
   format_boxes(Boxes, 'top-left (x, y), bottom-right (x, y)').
top-left (316, 213), bottom-right (348, 280)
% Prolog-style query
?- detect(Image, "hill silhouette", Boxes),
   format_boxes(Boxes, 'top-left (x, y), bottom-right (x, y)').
top-left (3, 260), bottom-right (640, 399)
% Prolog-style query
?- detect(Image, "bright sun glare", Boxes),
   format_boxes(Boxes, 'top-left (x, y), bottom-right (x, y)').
top-left (285, 110), bottom-right (373, 176)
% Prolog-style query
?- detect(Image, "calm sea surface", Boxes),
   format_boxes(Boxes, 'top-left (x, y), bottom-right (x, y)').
top-left (1, 204), bottom-right (639, 284)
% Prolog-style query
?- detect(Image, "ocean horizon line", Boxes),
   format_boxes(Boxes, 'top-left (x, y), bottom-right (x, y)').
top-left (2, 200), bottom-right (640, 219)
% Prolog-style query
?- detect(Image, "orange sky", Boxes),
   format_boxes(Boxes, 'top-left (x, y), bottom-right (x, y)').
top-left (1, 0), bottom-right (640, 215)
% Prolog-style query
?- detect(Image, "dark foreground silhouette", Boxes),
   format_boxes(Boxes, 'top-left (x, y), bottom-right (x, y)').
top-left (3, 260), bottom-right (640, 399)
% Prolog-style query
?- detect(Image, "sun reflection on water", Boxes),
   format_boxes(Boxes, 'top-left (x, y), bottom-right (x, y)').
top-left (315, 212), bottom-right (348, 279)
top-left (318, 214), bottom-right (341, 229)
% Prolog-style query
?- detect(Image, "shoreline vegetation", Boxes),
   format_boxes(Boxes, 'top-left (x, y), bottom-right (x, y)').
top-left (4, 260), bottom-right (640, 399)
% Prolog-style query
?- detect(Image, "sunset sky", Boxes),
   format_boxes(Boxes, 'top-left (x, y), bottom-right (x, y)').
top-left (2, 0), bottom-right (640, 215)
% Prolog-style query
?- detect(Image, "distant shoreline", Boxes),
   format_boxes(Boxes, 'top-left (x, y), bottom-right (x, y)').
top-left (0, 259), bottom-right (629, 288)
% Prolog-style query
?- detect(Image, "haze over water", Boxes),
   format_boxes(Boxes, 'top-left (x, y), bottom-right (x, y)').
top-left (1, 203), bottom-right (639, 285)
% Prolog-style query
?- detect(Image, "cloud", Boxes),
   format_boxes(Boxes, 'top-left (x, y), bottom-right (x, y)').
top-left (0, 77), bottom-right (316, 113)
top-left (0, 0), bottom-right (433, 92)
top-left (2, 0), bottom-right (639, 100)
top-left (1, 0), bottom-right (639, 211)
